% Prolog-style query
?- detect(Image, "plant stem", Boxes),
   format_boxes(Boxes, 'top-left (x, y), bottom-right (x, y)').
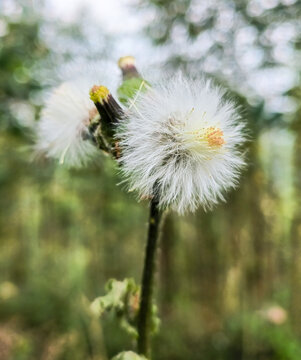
top-left (137, 198), bottom-right (163, 358)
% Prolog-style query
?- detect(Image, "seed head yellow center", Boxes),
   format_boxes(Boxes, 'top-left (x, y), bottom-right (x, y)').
top-left (171, 110), bottom-right (225, 150)
top-left (181, 125), bottom-right (225, 149)
top-left (204, 127), bottom-right (225, 147)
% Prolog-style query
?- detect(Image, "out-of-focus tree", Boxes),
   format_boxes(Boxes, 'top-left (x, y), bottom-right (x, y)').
top-left (289, 81), bottom-right (301, 336)
top-left (138, 0), bottom-right (300, 121)
top-left (0, 2), bottom-right (48, 134)
top-left (0, 2), bottom-right (114, 359)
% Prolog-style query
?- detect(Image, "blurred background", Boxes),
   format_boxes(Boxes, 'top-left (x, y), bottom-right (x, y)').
top-left (0, 0), bottom-right (301, 359)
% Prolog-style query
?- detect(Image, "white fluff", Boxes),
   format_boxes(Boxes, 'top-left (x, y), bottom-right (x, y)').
top-left (36, 61), bottom-right (119, 167)
top-left (36, 80), bottom-right (98, 167)
top-left (118, 73), bottom-right (247, 214)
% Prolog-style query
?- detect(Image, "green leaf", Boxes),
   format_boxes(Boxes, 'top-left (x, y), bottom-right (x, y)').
top-left (90, 278), bottom-right (140, 338)
top-left (117, 78), bottom-right (149, 105)
top-left (90, 278), bottom-right (137, 316)
top-left (90, 277), bottom-right (160, 339)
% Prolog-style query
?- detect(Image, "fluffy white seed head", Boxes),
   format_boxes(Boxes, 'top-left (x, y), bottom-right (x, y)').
top-left (36, 80), bottom-right (98, 167)
top-left (36, 61), bottom-right (119, 168)
top-left (118, 73), bottom-right (247, 214)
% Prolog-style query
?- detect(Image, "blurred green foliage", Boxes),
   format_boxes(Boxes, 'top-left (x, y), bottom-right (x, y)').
top-left (0, 0), bottom-right (301, 359)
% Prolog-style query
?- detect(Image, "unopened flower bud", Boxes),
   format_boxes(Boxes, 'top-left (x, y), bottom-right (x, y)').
top-left (118, 56), bottom-right (140, 80)
top-left (89, 85), bottom-right (123, 141)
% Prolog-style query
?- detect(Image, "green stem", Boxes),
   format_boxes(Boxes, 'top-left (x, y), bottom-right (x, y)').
top-left (137, 199), bottom-right (163, 358)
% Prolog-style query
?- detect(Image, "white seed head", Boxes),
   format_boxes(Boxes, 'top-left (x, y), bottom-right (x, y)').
top-left (36, 80), bottom-right (99, 167)
top-left (117, 73), bottom-right (247, 214)
top-left (36, 61), bottom-right (119, 168)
